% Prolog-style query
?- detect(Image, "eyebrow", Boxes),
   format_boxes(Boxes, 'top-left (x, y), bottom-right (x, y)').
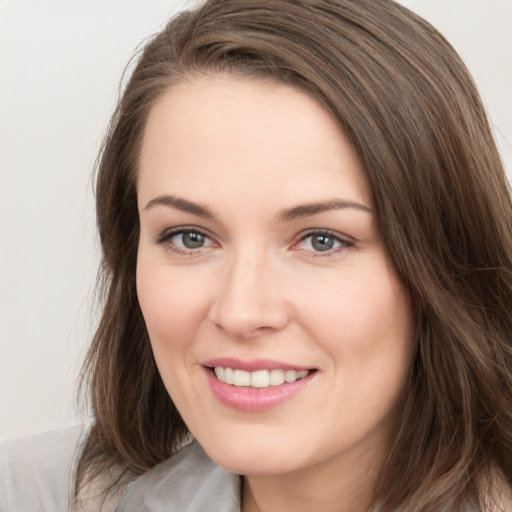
top-left (276, 199), bottom-right (372, 222)
top-left (144, 195), bottom-right (214, 218)
top-left (144, 194), bottom-right (372, 221)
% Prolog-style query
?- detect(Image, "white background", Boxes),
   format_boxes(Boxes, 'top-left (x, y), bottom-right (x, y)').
top-left (1, 0), bottom-right (511, 439)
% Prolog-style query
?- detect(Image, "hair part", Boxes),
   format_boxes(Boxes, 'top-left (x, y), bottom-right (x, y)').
top-left (79, 1), bottom-right (512, 509)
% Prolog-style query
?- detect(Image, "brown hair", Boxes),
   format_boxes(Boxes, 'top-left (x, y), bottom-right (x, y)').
top-left (79, 0), bottom-right (512, 509)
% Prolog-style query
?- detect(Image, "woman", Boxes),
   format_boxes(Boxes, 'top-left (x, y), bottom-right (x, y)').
top-left (2, 0), bottom-right (511, 511)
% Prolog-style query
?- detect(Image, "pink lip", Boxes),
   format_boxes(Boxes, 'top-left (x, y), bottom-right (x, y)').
top-left (202, 366), bottom-right (316, 412)
top-left (202, 358), bottom-right (311, 372)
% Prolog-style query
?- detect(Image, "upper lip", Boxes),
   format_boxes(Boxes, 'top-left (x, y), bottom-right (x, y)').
top-left (202, 358), bottom-right (313, 372)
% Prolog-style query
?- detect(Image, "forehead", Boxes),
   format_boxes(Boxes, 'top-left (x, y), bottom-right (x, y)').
top-left (138, 74), bottom-right (371, 210)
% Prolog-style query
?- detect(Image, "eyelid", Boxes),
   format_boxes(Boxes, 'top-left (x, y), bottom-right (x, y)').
top-left (154, 225), bottom-right (211, 243)
top-left (291, 228), bottom-right (355, 254)
top-left (153, 225), bottom-right (218, 254)
top-left (153, 226), bottom-right (354, 257)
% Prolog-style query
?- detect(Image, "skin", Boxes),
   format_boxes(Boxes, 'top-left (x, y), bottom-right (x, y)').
top-left (136, 74), bottom-right (415, 512)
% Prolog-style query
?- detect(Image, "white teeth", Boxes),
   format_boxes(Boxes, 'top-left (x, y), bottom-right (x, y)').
top-left (284, 370), bottom-right (296, 383)
top-left (214, 367), bottom-right (224, 381)
top-left (213, 367), bottom-right (310, 388)
top-left (233, 369), bottom-right (251, 387)
top-left (269, 369), bottom-right (285, 386)
top-left (251, 370), bottom-right (269, 388)
top-left (224, 367), bottom-right (234, 384)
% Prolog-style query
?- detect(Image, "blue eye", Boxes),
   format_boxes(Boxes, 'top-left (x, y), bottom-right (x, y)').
top-left (174, 231), bottom-right (207, 249)
top-left (297, 231), bottom-right (352, 253)
top-left (156, 228), bottom-right (214, 252)
top-left (307, 234), bottom-right (337, 252)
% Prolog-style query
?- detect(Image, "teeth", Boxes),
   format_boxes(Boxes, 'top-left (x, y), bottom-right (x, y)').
top-left (233, 369), bottom-right (251, 387)
top-left (213, 367), bottom-right (310, 388)
top-left (224, 367), bottom-right (234, 384)
top-left (285, 370), bottom-right (296, 383)
top-left (214, 367), bottom-right (225, 381)
top-left (269, 369), bottom-right (285, 386)
top-left (251, 370), bottom-right (269, 388)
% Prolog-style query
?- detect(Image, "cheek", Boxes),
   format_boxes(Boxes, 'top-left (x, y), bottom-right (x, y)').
top-left (136, 261), bottom-right (212, 352)
top-left (136, 262), bottom-right (215, 408)
top-left (304, 275), bottom-right (414, 442)
top-left (298, 265), bottom-right (414, 370)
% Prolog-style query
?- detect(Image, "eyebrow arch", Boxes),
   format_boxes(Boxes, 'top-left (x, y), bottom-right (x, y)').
top-left (144, 195), bottom-right (371, 222)
top-left (144, 195), bottom-right (214, 218)
top-left (277, 199), bottom-right (372, 222)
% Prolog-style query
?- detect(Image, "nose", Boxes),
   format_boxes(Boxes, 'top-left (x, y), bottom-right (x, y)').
top-left (207, 248), bottom-right (291, 339)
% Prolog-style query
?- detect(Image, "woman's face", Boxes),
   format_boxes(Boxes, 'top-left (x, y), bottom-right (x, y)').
top-left (136, 75), bottom-right (415, 478)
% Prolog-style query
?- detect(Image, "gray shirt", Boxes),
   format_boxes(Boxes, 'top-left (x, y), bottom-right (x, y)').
top-left (0, 425), bottom-right (241, 512)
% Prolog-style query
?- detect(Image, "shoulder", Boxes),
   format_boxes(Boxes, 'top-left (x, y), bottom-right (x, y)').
top-left (115, 441), bottom-right (241, 512)
top-left (0, 424), bottom-right (86, 512)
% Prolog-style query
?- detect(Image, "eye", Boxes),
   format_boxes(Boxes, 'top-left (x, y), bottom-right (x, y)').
top-left (155, 227), bottom-right (215, 253)
top-left (174, 231), bottom-right (208, 249)
top-left (294, 230), bottom-right (353, 254)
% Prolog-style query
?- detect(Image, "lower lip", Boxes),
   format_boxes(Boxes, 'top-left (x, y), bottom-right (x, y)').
top-left (204, 368), bottom-right (315, 412)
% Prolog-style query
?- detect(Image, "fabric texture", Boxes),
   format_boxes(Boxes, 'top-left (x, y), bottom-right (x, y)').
top-left (0, 425), bottom-right (84, 512)
top-left (0, 426), bottom-right (241, 512)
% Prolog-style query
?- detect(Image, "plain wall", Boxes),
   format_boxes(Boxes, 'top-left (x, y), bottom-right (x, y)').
top-left (1, 0), bottom-right (511, 439)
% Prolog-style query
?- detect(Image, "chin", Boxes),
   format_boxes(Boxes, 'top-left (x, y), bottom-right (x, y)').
top-left (209, 448), bottom-right (300, 476)
top-left (193, 428), bottom-right (316, 476)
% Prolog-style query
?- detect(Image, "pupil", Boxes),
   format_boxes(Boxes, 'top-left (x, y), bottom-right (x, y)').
top-left (312, 235), bottom-right (333, 251)
top-left (183, 232), bottom-right (205, 249)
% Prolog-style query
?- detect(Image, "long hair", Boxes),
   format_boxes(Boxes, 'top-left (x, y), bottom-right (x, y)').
top-left (79, 0), bottom-right (512, 509)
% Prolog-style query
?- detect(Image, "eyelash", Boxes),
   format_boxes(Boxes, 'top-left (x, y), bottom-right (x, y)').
top-left (154, 226), bottom-right (214, 256)
top-left (154, 227), bottom-right (354, 257)
top-left (292, 229), bottom-right (354, 257)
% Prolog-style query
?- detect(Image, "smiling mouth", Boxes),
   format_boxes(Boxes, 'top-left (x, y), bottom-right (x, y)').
top-left (211, 367), bottom-right (313, 388)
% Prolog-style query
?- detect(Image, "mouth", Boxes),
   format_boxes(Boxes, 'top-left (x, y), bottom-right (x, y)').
top-left (202, 358), bottom-right (318, 411)
top-left (210, 366), bottom-right (312, 388)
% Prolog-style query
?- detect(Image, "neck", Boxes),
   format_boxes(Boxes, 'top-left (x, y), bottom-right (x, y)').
top-left (241, 443), bottom-right (385, 512)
